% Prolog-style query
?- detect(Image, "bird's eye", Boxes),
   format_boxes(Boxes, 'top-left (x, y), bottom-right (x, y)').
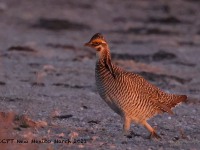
top-left (92, 42), bottom-right (100, 46)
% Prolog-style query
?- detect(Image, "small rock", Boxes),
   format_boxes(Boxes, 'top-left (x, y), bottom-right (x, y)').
top-left (36, 120), bottom-right (48, 127)
top-left (121, 141), bottom-right (127, 144)
top-left (92, 136), bottom-right (98, 140)
top-left (110, 145), bottom-right (116, 149)
top-left (43, 65), bottom-right (56, 72)
top-left (69, 132), bottom-right (79, 139)
top-left (172, 136), bottom-right (179, 141)
top-left (82, 105), bottom-right (88, 109)
top-left (78, 144), bottom-right (84, 148)
top-left (57, 133), bottom-right (65, 138)
top-left (88, 120), bottom-right (100, 124)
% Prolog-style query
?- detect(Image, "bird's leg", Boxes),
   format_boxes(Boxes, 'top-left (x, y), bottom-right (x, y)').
top-left (123, 116), bottom-right (131, 136)
top-left (142, 120), bottom-right (161, 139)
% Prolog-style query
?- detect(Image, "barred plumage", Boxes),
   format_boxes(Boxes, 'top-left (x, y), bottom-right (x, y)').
top-left (85, 33), bottom-right (187, 139)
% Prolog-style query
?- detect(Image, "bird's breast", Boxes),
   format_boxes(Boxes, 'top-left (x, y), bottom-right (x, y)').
top-left (95, 64), bottom-right (126, 101)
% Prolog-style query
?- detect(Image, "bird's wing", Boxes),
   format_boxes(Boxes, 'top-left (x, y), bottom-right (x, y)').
top-left (148, 88), bottom-right (174, 114)
top-left (128, 73), bottom-right (173, 114)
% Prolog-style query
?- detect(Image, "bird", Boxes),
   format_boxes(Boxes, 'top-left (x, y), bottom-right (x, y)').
top-left (84, 33), bottom-right (187, 139)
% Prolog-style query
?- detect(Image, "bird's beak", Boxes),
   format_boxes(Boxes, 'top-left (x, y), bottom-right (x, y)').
top-left (84, 42), bottom-right (91, 47)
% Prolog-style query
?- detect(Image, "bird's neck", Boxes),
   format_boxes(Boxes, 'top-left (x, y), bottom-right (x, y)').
top-left (96, 45), bottom-right (116, 78)
top-left (96, 45), bottom-right (111, 66)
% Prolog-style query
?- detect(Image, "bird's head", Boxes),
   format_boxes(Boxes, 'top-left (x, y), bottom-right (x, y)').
top-left (84, 33), bottom-right (115, 78)
top-left (84, 33), bottom-right (108, 51)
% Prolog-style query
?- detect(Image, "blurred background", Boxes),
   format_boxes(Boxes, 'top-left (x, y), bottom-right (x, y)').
top-left (0, 0), bottom-right (200, 149)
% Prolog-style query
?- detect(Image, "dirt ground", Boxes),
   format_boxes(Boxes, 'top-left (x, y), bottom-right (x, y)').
top-left (0, 0), bottom-right (200, 149)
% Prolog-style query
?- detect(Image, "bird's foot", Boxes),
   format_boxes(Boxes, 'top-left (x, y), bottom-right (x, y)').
top-left (123, 130), bottom-right (140, 138)
top-left (148, 131), bottom-right (161, 140)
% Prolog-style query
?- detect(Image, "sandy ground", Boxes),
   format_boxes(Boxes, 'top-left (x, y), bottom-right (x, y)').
top-left (0, 0), bottom-right (200, 149)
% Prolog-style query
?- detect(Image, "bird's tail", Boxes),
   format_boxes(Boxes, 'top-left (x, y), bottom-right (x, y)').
top-left (170, 94), bottom-right (187, 108)
top-left (156, 94), bottom-right (187, 115)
